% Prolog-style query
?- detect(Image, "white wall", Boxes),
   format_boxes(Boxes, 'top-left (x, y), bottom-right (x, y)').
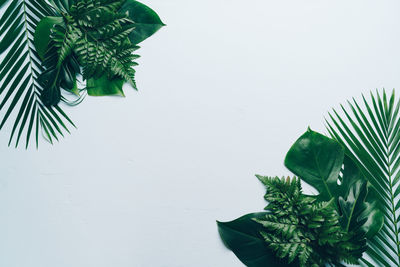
top-left (1, 0), bottom-right (400, 266)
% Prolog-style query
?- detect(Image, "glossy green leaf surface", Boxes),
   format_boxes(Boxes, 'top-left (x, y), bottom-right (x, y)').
top-left (255, 176), bottom-right (364, 266)
top-left (285, 129), bottom-right (344, 201)
top-left (34, 16), bottom-right (64, 60)
top-left (120, 0), bottom-right (165, 44)
top-left (218, 128), bottom-right (384, 266)
top-left (1, 0), bottom-right (162, 147)
top-left (327, 90), bottom-right (400, 266)
top-left (87, 75), bottom-right (125, 96)
top-left (285, 129), bottom-right (383, 240)
top-left (338, 179), bottom-right (383, 239)
top-left (35, 0), bottom-right (142, 106)
top-left (217, 213), bottom-right (294, 267)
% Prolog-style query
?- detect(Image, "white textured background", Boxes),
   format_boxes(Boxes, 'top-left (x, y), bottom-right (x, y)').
top-left (1, 0), bottom-right (400, 266)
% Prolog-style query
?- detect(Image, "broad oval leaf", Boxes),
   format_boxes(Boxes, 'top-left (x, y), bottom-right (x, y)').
top-left (217, 213), bottom-right (296, 267)
top-left (284, 129), bottom-right (383, 240)
top-left (120, 0), bottom-right (165, 44)
top-left (284, 128), bottom-right (344, 201)
top-left (87, 75), bottom-right (125, 96)
top-left (34, 16), bottom-right (64, 60)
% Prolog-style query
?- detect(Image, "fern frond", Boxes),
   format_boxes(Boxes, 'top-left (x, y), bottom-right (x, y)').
top-left (260, 231), bottom-right (310, 265)
top-left (253, 176), bottom-right (367, 266)
top-left (52, 23), bottom-right (80, 65)
top-left (255, 216), bottom-right (298, 238)
top-left (95, 15), bottom-right (133, 37)
top-left (37, 0), bottom-right (139, 105)
top-left (51, 0), bottom-right (141, 88)
top-left (70, 0), bottom-right (125, 18)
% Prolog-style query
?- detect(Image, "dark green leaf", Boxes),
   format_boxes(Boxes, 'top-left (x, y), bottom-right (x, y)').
top-left (217, 213), bottom-right (294, 267)
top-left (338, 180), bottom-right (383, 238)
top-left (284, 128), bottom-right (344, 201)
top-left (0, 0), bottom-right (8, 9)
top-left (34, 16), bottom-right (64, 60)
top-left (327, 89), bottom-right (400, 266)
top-left (284, 129), bottom-right (383, 239)
top-left (87, 75), bottom-right (125, 96)
top-left (0, 0), bottom-right (74, 148)
top-left (120, 0), bottom-right (165, 44)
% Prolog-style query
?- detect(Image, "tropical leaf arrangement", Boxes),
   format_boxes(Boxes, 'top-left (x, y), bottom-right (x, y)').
top-left (0, 0), bottom-right (164, 148)
top-left (327, 90), bottom-right (400, 267)
top-left (218, 90), bottom-right (400, 266)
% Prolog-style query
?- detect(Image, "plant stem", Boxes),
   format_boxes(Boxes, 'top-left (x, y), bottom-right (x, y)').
top-left (386, 125), bottom-right (400, 265)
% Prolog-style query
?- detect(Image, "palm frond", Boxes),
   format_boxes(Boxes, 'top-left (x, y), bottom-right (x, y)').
top-left (0, 0), bottom-right (75, 148)
top-left (326, 89), bottom-right (400, 266)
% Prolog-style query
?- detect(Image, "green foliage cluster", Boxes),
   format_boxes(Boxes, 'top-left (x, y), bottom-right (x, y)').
top-left (37, 0), bottom-right (142, 106)
top-left (327, 90), bottom-right (400, 267)
top-left (254, 176), bottom-right (365, 266)
top-left (0, 0), bottom-right (164, 147)
top-left (217, 129), bottom-right (383, 267)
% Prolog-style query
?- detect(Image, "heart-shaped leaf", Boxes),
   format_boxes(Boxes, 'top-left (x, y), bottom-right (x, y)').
top-left (284, 128), bottom-right (344, 201)
top-left (285, 129), bottom-right (383, 239)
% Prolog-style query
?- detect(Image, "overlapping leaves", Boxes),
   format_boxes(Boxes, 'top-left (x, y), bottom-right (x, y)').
top-left (254, 176), bottom-right (363, 267)
top-left (0, 0), bottom-right (164, 147)
top-left (285, 130), bottom-right (383, 240)
top-left (326, 90), bottom-right (400, 266)
top-left (0, 0), bottom-right (74, 148)
top-left (217, 129), bottom-right (383, 266)
top-left (35, 0), bottom-right (141, 106)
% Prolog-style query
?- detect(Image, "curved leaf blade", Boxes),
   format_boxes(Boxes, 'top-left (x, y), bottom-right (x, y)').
top-left (0, 0), bottom-right (75, 148)
top-left (87, 75), bottom-right (125, 96)
top-left (34, 16), bottom-right (64, 60)
top-left (217, 213), bottom-right (295, 267)
top-left (327, 89), bottom-right (400, 266)
top-left (284, 128), bottom-right (344, 201)
top-left (120, 0), bottom-right (165, 44)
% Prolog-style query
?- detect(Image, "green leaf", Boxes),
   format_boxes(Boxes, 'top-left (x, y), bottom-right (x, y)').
top-left (339, 157), bottom-right (384, 238)
top-left (217, 213), bottom-right (294, 267)
top-left (0, 0), bottom-right (8, 9)
top-left (338, 180), bottom-right (382, 239)
top-left (218, 130), bottom-right (384, 266)
top-left (327, 89), bottom-right (400, 266)
top-left (284, 128), bottom-right (344, 201)
top-left (361, 194), bottom-right (385, 239)
top-left (285, 129), bottom-right (383, 237)
top-left (252, 177), bottom-right (346, 266)
top-left (66, 0), bottom-right (141, 86)
top-left (229, 177), bottom-right (368, 266)
top-left (34, 16), bottom-right (64, 60)
top-left (1, 0), bottom-right (161, 146)
top-left (87, 75), bottom-right (125, 96)
top-left (0, 0), bottom-right (74, 148)
top-left (120, 0), bottom-right (165, 44)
